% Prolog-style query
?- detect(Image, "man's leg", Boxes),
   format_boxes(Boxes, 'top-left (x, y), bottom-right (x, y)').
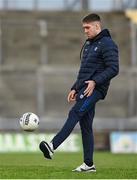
top-left (79, 106), bottom-right (95, 167)
top-left (39, 104), bottom-right (81, 159)
top-left (52, 89), bottom-right (102, 150)
top-left (52, 106), bottom-right (80, 150)
top-left (39, 89), bottom-right (103, 158)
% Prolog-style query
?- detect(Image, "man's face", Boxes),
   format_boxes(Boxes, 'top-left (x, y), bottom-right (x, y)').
top-left (82, 21), bottom-right (100, 39)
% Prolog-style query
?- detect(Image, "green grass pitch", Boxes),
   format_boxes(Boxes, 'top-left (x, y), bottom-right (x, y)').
top-left (0, 151), bottom-right (137, 179)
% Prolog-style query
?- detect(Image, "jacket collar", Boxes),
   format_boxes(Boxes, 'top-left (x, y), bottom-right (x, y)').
top-left (87, 29), bottom-right (111, 42)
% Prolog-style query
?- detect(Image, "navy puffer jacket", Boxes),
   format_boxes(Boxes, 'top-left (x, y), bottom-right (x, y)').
top-left (71, 29), bottom-right (119, 99)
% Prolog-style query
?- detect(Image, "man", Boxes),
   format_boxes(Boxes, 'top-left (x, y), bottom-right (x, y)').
top-left (39, 13), bottom-right (119, 172)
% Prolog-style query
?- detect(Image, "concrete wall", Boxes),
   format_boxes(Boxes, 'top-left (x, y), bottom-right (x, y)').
top-left (0, 11), bottom-right (135, 131)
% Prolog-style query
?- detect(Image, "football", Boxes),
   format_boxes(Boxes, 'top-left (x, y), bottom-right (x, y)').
top-left (20, 112), bottom-right (39, 131)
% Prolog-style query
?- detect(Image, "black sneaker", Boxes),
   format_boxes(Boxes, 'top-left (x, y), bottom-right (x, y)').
top-left (39, 141), bottom-right (54, 159)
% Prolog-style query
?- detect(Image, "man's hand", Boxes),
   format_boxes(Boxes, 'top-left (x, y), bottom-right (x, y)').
top-left (84, 80), bottom-right (96, 97)
top-left (67, 90), bottom-right (77, 102)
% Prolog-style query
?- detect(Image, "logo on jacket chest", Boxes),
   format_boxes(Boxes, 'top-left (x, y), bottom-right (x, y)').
top-left (84, 46), bottom-right (98, 54)
top-left (94, 47), bottom-right (98, 51)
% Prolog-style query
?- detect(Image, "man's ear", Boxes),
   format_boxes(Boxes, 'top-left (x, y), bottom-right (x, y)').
top-left (96, 22), bottom-right (101, 30)
top-left (96, 22), bottom-right (100, 30)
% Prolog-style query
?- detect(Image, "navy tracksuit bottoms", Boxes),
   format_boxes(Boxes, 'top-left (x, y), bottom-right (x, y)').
top-left (52, 88), bottom-right (103, 166)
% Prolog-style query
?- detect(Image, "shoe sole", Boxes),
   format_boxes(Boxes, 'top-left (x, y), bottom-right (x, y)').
top-left (86, 169), bottom-right (96, 173)
top-left (72, 169), bottom-right (96, 172)
top-left (39, 141), bottom-right (52, 159)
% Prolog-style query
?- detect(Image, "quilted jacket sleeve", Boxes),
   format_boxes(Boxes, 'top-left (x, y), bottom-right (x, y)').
top-left (92, 39), bottom-right (119, 85)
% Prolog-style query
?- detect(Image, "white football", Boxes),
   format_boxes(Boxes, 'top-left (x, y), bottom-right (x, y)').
top-left (20, 112), bottom-right (39, 131)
